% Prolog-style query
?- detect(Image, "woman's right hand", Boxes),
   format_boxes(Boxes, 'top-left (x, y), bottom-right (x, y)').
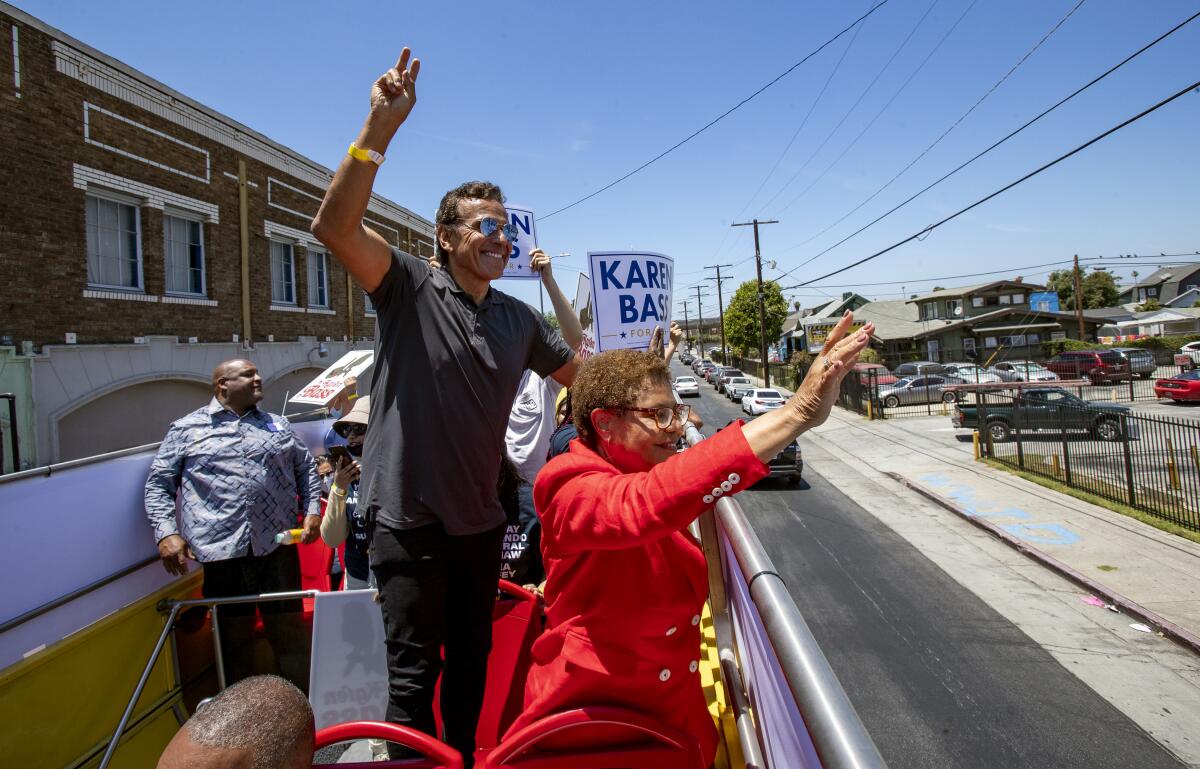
top-left (333, 458), bottom-right (360, 490)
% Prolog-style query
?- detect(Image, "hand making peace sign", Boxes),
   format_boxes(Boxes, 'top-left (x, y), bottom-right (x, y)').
top-left (371, 48), bottom-right (421, 126)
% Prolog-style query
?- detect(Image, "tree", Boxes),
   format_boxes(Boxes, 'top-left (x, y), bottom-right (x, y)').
top-left (1045, 268), bottom-right (1120, 310)
top-left (723, 280), bottom-right (789, 358)
top-left (542, 311), bottom-right (560, 331)
top-left (1136, 298), bottom-right (1163, 312)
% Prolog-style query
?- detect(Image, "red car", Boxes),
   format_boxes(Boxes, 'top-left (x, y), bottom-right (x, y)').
top-left (852, 363), bottom-right (897, 387)
top-left (1154, 370), bottom-right (1200, 402)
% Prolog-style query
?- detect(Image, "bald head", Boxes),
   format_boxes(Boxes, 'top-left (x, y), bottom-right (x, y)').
top-left (158, 676), bottom-right (314, 769)
top-left (212, 359), bottom-right (263, 414)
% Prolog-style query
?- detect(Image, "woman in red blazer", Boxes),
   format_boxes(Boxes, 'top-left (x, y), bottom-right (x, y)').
top-left (505, 313), bottom-right (873, 764)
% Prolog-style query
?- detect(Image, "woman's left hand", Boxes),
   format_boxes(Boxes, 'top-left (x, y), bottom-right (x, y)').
top-left (789, 311), bottom-right (874, 431)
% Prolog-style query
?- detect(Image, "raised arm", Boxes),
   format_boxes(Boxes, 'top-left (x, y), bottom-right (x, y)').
top-left (531, 249), bottom-right (583, 351)
top-left (311, 49), bottom-right (421, 293)
top-left (663, 321), bottom-right (683, 363)
top-left (741, 311), bottom-right (872, 461)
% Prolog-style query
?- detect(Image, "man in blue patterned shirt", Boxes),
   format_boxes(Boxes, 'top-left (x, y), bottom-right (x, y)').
top-left (145, 358), bottom-right (323, 687)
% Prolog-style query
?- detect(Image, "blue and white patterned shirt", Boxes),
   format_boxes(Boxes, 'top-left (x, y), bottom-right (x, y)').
top-left (145, 398), bottom-right (322, 562)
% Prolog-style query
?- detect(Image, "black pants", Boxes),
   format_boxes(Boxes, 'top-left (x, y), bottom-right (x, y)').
top-left (372, 522), bottom-right (504, 765)
top-left (202, 544), bottom-right (309, 692)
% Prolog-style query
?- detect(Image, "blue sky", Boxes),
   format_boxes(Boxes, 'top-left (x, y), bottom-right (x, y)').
top-left (16, 0), bottom-right (1199, 317)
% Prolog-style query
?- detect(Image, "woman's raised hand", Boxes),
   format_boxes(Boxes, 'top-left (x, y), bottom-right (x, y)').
top-left (788, 311), bottom-right (874, 430)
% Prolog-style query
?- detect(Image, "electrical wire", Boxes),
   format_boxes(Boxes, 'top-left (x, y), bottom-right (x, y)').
top-left (793, 78), bottom-right (1200, 288)
top-left (774, 7), bottom-right (1200, 280)
top-left (539, 0), bottom-right (893, 220)
top-left (757, 0), bottom-right (943, 213)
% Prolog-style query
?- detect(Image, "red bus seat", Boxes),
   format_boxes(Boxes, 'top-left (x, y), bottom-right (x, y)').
top-left (480, 706), bottom-right (705, 769)
top-left (313, 720), bottom-right (463, 769)
top-left (433, 581), bottom-right (543, 752)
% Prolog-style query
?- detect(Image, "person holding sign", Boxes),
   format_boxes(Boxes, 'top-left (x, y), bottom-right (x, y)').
top-left (506, 312), bottom-right (873, 765)
top-left (310, 48), bottom-right (580, 764)
top-left (502, 249), bottom-right (583, 586)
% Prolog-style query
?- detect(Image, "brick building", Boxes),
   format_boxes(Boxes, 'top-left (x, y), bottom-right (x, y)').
top-left (0, 3), bottom-right (434, 468)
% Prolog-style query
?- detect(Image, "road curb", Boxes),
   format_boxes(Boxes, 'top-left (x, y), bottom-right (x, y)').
top-left (884, 471), bottom-right (1200, 658)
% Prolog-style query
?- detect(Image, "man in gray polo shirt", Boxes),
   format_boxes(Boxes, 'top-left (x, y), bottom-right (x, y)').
top-left (311, 49), bottom-right (578, 764)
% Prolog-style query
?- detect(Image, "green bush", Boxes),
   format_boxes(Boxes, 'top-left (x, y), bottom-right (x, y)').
top-left (1041, 333), bottom-right (1200, 358)
top-left (1040, 338), bottom-right (1103, 357)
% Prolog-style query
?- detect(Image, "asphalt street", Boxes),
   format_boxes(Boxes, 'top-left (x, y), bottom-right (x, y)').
top-left (676, 364), bottom-right (1185, 769)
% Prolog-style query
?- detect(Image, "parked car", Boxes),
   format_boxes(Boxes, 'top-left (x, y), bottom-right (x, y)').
top-left (725, 377), bottom-right (754, 402)
top-left (724, 420), bottom-right (803, 485)
top-left (692, 358), bottom-right (712, 373)
top-left (1178, 341), bottom-right (1200, 370)
top-left (715, 369), bottom-right (746, 393)
top-left (1043, 350), bottom-right (1129, 384)
top-left (892, 360), bottom-right (946, 377)
top-left (704, 366), bottom-right (726, 383)
top-left (679, 353), bottom-right (695, 366)
top-left (742, 389), bottom-right (787, 415)
top-left (696, 361), bottom-right (716, 379)
top-left (1153, 370), bottom-right (1200, 402)
top-left (1109, 347), bottom-right (1157, 379)
top-left (989, 360), bottom-right (1059, 383)
top-left (942, 363), bottom-right (1003, 384)
top-left (877, 375), bottom-right (961, 408)
top-left (672, 375), bottom-right (700, 398)
top-left (851, 363), bottom-right (898, 387)
top-left (951, 387), bottom-right (1131, 442)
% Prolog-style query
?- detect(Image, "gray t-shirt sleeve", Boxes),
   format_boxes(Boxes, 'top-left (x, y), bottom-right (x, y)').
top-left (368, 248), bottom-right (429, 315)
top-left (527, 308), bottom-right (575, 378)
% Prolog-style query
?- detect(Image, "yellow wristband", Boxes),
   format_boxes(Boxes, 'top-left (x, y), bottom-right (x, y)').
top-left (348, 143), bottom-right (385, 166)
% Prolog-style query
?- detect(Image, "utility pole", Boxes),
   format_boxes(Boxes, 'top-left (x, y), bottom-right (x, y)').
top-left (705, 263), bottom-right (733, 366)
top-left (693, 286), bottom-right (709, 354)
top-left (732, 218), bottom-right (779, 386)
top-left (679, 301), bottom-right (692, 351)
top-left (1072, 253), bottom-right (1085, 340)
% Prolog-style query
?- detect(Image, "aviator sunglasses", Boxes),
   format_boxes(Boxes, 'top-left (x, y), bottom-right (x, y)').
top-left (460, 216), bottom-right (519, 241)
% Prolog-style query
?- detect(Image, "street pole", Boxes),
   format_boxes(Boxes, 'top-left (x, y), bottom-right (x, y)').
top-left (705, 263), bottom-right (733, 367)
top-left (680, 301), bottom-right (692, 351)
top-left (694, 286), bottom-right (709, 355)
top-left (732, 219), bottom-right (779, 386)
top-left (1073, 253), bottom-right (1085, 340)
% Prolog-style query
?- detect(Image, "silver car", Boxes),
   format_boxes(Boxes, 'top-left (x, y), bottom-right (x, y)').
top-left (942, 363), bottom-right (1003, 384)
top-left (725, 377), bottom-right (754, 402)
top-left (742, 389), bottom-right (787, 415)
top-left (990, 360), bottom-right (1059, 383)
top-left (877, 375), bottom-right (962, 408)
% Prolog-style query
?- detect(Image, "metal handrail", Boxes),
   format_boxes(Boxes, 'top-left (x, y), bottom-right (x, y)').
top-left (684, 423), bottom-right (889, 769)
top-left (97, 589), bottom-right (318, 769)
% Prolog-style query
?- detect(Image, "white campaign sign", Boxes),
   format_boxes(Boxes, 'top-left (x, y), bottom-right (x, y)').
top-left (587, 251), bottom-right (673, 352)
top-left (575, 273), bottom-right (597, 360)
top-left (502, 204), bottom-right (539, 280)
top-left (289, 350), bottom-right (375, 406)
top-left (308, 590), bottom-right (389, 731)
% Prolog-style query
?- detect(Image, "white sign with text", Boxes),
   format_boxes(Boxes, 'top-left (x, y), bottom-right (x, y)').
top-left (308, 590), bottom-right (389, 731)
top-left (289, 350), bottom-right (375, 406)
top-left (502, 204), bottom-right (539, 280)
top-left (587, 251), bottom-right (674, 352)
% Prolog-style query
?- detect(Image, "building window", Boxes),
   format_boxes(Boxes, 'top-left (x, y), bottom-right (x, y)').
top-left (270, 241), bottom-right (296, 305)
top-left (971, 296), bottom-right (984, 308)
top-left (363, 289), bottom-right (376, 315)
top-left (962, 338), bottom-right (976, 355)
top-left (984, 336), bottom-right (998, 348)
top-left (1026, 332), bottom-right (1040, 344)
top-left (922, 302), bottom-right (937, 320)
top-left (1010, 293), bottom-right (1024, 304)
top-left (947, 299), bottom-right (963, 317)
top-left (1147, 287), bottom-right (1158, 297)
top-left (86, 193), bottom-right (142, 290)
top-left (164, 213), bottom-right (205, 295)
top-left (307, 249), bottom-right (330, 308)
top-left (998, 294), bottom-right (1012, 305)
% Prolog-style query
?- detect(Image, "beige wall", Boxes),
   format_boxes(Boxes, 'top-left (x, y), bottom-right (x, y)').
top-left (57, 379), bottom-right (212, 461)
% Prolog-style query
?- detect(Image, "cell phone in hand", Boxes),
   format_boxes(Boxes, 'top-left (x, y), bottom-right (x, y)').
top-left (327, 445), bottom-right (354, 467)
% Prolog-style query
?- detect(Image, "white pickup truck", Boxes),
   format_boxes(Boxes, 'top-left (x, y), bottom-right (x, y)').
top-left (1178, 341), bottom-right (1200, 369)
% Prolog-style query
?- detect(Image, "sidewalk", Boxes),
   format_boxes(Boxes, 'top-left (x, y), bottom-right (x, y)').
top-left (806, 408), bottom-right (1200, 649)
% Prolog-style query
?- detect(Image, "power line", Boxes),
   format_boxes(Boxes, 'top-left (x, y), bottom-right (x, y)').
top-left (540, 0), bottom-right (893, 220)
top-left (757, 0), bottom-right (943, 213)
top-left (775, 7), bottom-right (1200, 281)
top-left (782, 256), bottom-right (1096, 290)
top-left (793, 78), bottom-right (1200, 288)
top-left (777, 0), bottom-right (1092, 270)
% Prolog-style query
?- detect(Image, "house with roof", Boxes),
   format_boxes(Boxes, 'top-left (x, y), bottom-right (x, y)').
top-left (1118, 262), bottom-right (1200, 305)
top-left (785, 292), bottom-right (871, 355)
top-left (1094, 308), bottom-right (1200, 340)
